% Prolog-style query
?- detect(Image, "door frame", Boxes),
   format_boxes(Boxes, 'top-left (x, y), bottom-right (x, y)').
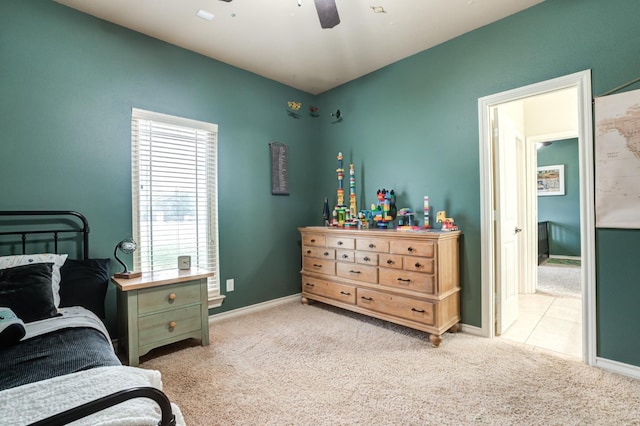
top-left (478, 70), bottom-right (596, 365)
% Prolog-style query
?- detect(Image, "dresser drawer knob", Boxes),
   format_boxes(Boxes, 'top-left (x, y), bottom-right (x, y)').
top-left (313, 264), bottom-right (323, 268)
top-left (337, 241), bottom-right (343, 245)
top-left (386, 259), bottom-right (394, 265)
top-left (310, 239), bottom-right (316, 243)
top-left (368, 243), bottom-right (375, 248)
top-left (342, 254), bottom-right (349, 259)
top-left (323, 252), bottom-right (329, 256)
top-left (306, 249), bottom-right (311, 254)
top-left (169, 321), bottom-right (177, 329)
top-left (360, 296), bottom-right (373, 301)
top-left (305, 282), bottom-right (315, 287)
top-left (349, 270), bottom-right (361, 274)
top-left (363, 256), bottom-right (370, 262)
top-left (408, 247), bottom-right (415, 252)
top-left (415, 262), bottom-right (421, 268)
top-left (411, 308), bottom-right (425, 313)
top-left (340, 291), bottom-right (351, 296)
top-left (397, 278), bottom-right (411, 283)
top-left (168, 293), bottom-right (177, 302)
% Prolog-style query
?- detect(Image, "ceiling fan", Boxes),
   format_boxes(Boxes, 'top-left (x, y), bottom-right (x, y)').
top-left (311, 0), bottom-right (341, 29)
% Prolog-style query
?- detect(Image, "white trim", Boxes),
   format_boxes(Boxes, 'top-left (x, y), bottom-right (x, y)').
top-left (548, 255), bottom-right (581, 261)
top-left (208, 294), bottom-right (226, 309)
top-left (596, 357), bottom-right (640, 380)
top-left (478, 70), bottom-right (596, 365)
top-left (208, 294), bottom-right (301, 323)
top-left (459, 323), bottom-right (483, 336)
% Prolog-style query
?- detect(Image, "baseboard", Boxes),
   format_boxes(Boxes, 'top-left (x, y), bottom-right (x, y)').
top-left (549, 255), bottom-right (581, 261)
top-left (459, 323), bottom-right (483, 336)
top-left (208, 293), bottom-right (301, 323)
top-left (595, 356), bottom-right (640, 380)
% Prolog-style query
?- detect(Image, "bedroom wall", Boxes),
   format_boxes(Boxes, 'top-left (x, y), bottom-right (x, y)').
top-left (0, 0), bottom-right (321, 334)
top-left (537, 139), bottom-right (581, 257)
top-left (3, 0), bottom-right (640, 369)
top-left (315, 0), bottom-right (640, 366)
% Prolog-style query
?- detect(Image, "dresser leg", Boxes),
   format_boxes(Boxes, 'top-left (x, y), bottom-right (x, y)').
top-left (429, 334), bottom-right (443, 347)
top-left (448, 323), bottom-right (461, 333)
top-left (301, 296), bottom-right (310, 305)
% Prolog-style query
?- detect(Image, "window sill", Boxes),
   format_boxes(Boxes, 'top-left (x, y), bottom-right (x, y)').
top-left (208, 293), bottom-right (226, 309)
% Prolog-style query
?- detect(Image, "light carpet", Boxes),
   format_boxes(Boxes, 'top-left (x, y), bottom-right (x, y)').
top-left (141, 301), bottom-right (640, 425)
top-left (537, 262), bottom-right (581, 298)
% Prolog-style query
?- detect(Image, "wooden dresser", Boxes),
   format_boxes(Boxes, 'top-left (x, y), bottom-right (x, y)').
top-left (299, 226), bottom-right (461, 346)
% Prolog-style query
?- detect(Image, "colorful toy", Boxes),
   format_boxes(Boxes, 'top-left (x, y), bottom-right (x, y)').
top-left (372, 188), bottom-right (396, 228)
top-left (436, 210), bottom-right (459, 231)
top-left (423, 196), bottom-right (431, 229)
top-left (349, 163), bottom-right (357, 218)
top-left (287, 101), bottom-right (301, 111)
top-left (397, 208), bottom-right (421, 230)
top-left (331, 152), bottom-right (356, 227)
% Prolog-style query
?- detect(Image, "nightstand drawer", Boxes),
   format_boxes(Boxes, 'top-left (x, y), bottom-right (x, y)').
top-left (138, 280), bottom-right (201, 314)
top-left (138, 304), bottom-right (202, 347)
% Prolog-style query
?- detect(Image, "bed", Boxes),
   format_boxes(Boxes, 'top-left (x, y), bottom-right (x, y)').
top-left (0, 211), bottom-right (183, 426)
top-left (538, 220), bottom-right (550, 265)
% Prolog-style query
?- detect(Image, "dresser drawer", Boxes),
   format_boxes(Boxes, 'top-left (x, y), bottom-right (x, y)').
top-left (304, 246), bottom-right (336, 260)
top-left (138, 304), bottom-right (202, 347)
top-left (404, 257), bottom-right (435, 274)
top-left (356, 252), bottom-right (378, 266)
top-left (390, 240), bottom-right (435, 257)
top-left (357, 288), bottom-right (434, 326)
top-left (138, 281), bottom-right (201, 315)
top-left (379, 254), bottom-right (403, 269)
top-left (336, 250), bottom-right (355, 263)
top-left (302, 275), bottom-right (356, 304)
top-left (336, 262), bottom-right (378, 283)
top-left (379, 268), bottom-right (434, 294)
top-left (356, 238), bottom-right (390, 253)
top-left (303, 257), bottom-right (336, 276)
top-left (326, 236), bottom-right (355, 249)
top-left (302, 234), bottom-right (326, 247)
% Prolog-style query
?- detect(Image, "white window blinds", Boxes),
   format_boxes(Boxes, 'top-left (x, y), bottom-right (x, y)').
top-left (131, 108), bottom-right (220, 296)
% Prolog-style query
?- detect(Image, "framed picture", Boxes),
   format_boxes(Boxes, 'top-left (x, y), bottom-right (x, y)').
top-left (537, 164), bottom-right (565, 196)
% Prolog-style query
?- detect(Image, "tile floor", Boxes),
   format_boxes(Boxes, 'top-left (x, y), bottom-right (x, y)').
top-left (499, 292), bottom-right (582, 359)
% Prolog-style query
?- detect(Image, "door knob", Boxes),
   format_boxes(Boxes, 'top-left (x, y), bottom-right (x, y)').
top-left (515, 227), bottom-right (522, 233)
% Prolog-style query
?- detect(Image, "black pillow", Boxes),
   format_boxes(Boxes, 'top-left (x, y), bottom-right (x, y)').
top-left (59, 258), bottom-right (110, 318)
top-left (0, 263), bottom-right (58, 323)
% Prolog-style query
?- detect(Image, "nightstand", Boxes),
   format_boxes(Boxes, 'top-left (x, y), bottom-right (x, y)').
top-left (112, 268), bottom-right (213, 366)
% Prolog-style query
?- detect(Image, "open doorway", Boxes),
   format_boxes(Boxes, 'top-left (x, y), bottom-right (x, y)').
top-left (478, 70), bottom-right (596, 365)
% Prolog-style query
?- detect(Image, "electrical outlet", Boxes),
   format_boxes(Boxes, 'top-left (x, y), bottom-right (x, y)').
top-left (226, 278), bottom-right (234, 292)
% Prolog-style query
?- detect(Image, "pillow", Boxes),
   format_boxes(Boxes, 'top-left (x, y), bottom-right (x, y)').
top-left (0, 253), bottom-right (68, 308)
top-left (59, 258), bottom-right (110, 319)
top-left (0, 263), bottom-right (58, 323)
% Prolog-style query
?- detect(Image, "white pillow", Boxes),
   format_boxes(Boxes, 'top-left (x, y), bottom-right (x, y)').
top-left (0, 254), bottom-right (68, 307)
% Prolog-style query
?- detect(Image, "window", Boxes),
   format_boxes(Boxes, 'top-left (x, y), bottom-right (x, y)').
top-left (131, 108), bottom-right (223, 307)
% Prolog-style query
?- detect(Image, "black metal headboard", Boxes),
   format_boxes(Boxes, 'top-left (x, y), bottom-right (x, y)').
top-left (0, 211), bottom-right (90, 259)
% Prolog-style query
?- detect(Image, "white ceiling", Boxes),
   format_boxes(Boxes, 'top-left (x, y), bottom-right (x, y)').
top-left (54, 0), bottom-right (544, 95)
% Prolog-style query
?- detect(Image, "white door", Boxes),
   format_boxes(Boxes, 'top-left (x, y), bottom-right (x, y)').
top-left (493, 107), bottom-right (521, 335)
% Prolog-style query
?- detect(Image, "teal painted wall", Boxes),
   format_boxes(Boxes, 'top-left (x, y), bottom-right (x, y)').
top-left (315, 0), bottom-right (640, 364)
top-left (0, 0), bottom-right (321, 334)
top-left (537, 139), bottom-right (581, 256)
top-left (2, 0), bottom-right (640, 367)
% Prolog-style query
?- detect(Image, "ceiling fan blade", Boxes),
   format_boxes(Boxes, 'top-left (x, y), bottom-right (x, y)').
top-left (313, 0), bottom-right (340, 29)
